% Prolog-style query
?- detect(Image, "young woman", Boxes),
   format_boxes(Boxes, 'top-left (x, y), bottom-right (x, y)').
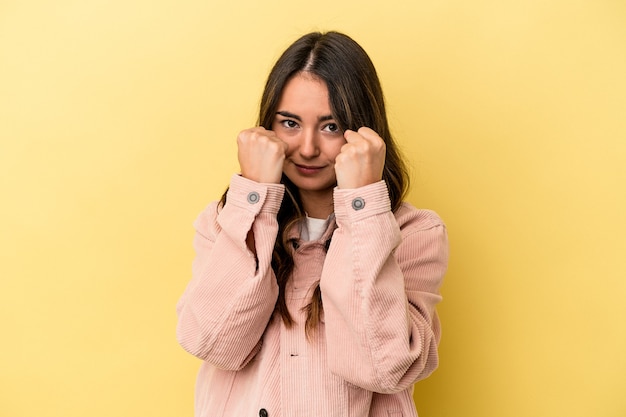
top-left (176, 31), bottom-right (449, 417)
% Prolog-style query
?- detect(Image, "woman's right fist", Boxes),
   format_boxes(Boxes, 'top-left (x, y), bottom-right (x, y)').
top-left (237, 127), bottom-right (288, 184)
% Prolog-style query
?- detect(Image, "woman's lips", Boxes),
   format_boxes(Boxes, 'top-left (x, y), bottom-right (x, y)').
top-left (294, 163), bottom-right (325, 175)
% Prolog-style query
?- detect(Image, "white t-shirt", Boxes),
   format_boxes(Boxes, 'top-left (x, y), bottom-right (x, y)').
top-left (301, 216), bottom-right (330, 242)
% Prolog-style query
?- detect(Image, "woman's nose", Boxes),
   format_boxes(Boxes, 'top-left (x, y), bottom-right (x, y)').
top-left (298, 129), bottom-right (320, 159)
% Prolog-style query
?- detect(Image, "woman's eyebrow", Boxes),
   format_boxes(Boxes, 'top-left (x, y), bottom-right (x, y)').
top-left (276, 111), bottom-right (301, 121)
top-left (276, 111), bottom-right (335, 122)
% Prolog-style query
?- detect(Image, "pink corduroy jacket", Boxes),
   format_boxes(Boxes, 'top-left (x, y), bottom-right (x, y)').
top-left (176, 174), bottom-right (449, 417)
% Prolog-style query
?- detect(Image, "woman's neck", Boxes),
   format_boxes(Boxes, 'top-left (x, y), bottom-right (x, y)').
top-left (300, 189), bottom-right (333, 219)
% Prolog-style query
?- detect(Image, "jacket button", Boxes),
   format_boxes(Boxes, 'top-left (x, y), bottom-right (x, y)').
top-left (247, 192), bottom-right (260, 204)
top-left (351, 197), bottom-right (365, 210)
top-left (259, 408), bottom-right (268, 417)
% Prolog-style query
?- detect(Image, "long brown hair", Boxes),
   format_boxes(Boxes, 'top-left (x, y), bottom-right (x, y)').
top-left (222, 31), bottom-right (409, 336)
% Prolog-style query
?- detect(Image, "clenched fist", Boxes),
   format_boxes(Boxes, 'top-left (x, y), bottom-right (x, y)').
top-left (334, 127), bottom-right (386, 189)
top-left (237, 127), bottom-right (289, 184)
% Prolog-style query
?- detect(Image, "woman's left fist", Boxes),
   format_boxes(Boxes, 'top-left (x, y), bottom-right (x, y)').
top-left (334, 127), bottom-right (386, 189)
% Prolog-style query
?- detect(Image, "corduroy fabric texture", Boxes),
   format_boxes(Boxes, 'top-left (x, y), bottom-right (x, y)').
top-left (177, 174), bottom-right (449, 417)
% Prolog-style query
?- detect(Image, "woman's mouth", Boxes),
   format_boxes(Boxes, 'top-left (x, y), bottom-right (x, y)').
top-left (294, 163), bottom-right (325, 175)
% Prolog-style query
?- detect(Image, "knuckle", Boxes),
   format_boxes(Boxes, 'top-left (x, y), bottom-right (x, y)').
top-left (237, 130), bottom-right (249, 142)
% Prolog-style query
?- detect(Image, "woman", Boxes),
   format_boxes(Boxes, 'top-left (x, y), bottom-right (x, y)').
top-left (176, 31), bottom-right (448, 417)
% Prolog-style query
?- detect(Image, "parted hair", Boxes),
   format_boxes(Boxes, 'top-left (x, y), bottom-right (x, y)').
top-left (223, 31), bottom-right (409, 336)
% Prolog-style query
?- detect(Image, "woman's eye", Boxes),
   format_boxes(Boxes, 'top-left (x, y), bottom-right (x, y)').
top-left (281, 120), bottom-right (298, 129)
top-left (323, 123), bottom-right (340, 133)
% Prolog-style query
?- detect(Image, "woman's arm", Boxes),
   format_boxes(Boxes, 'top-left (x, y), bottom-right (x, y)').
top-left (176, 174), bottom-right (284, 370)
top-left (321, 181), bottom-right (448, 394)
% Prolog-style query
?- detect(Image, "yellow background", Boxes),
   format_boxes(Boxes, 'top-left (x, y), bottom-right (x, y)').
top-left (1, 1), bottom-right (625, 416)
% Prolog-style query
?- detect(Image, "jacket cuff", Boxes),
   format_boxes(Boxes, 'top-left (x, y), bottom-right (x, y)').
top-left (333, 180), bottom-right (392, 224)
top-left (226, 174), bottom-right (285, 215)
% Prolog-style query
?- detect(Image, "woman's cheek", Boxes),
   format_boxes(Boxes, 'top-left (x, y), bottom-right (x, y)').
top-left (330, 142), bottom-right (344, 162)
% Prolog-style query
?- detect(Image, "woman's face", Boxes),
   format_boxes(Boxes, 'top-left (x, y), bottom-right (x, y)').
top-left (272, 73), bottom-right (345, 203)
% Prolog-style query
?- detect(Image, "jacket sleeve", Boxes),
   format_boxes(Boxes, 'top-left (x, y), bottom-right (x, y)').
top-left (320, 181), bottom-right (448, 394)
top-left (176, 174), bottom-right (284, 370)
